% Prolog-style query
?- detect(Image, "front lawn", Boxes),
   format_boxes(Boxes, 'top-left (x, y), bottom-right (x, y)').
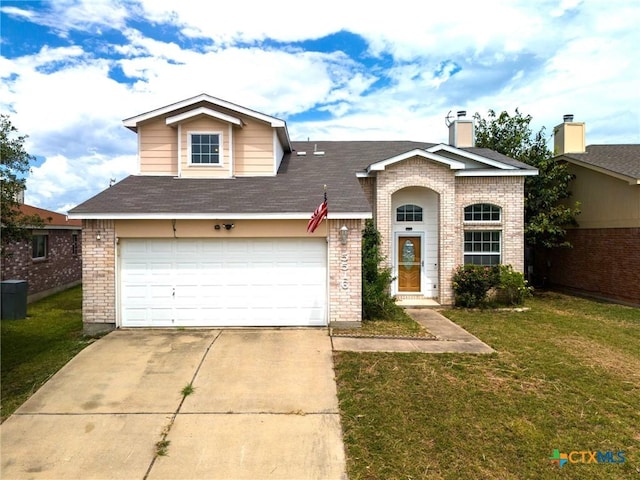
top-left (1, 285), bottom-right (92, 421)
top-left (335, 292), bottom-right (640, 479)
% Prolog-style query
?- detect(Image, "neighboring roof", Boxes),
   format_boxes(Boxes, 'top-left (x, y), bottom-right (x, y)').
top-left (122, 93), bottom-right (292, 152)
top-left (19, 204), bottom-right (82, 228)
top-left (69, 141), bottom-right (536, 219)
top-left (560, 144), bottom-right (640, 184)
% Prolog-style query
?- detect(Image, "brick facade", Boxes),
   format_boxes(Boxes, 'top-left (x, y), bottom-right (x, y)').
top-left (542, 227), bottom-right (640, 306)
top-left (82, 219), bottom-right (116, 333)
top-left (78, 162), bottom-right (527, 328)
top-left (373, 156), bottom-right (526, 305)
top-left (1, 229), bottom-right (82, 301)
top-left (328, 218), bottom-right (364, 327)
top-left (456, 176), bottom-right (525, 272)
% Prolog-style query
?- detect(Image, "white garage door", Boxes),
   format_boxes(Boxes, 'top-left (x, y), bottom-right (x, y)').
top-left (120, 238), bottom-right (327, 327)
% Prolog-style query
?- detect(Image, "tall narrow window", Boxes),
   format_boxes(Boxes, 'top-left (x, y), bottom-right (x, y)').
top-left (32, 235), bottom-right (48, 260)
top-left (72, 233), bottom-right (78, 255)
top-left (463, 203), bottom-right (502, 265)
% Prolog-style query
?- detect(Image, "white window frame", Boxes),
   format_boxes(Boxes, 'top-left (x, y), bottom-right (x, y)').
top-left (463, 203), bottom-right (501, 223)
top-left (463, 230), bottom-right (502, 266)
top-left (463, 203), bottom-right (502, 265)
top-left (188, 131), bottom-right (223, 166)
top-left (396, 204), bottom-right (423, 222)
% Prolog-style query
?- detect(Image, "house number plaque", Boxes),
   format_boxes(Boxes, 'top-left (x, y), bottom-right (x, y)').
top-left (340, 253), bottom-right (349, 290)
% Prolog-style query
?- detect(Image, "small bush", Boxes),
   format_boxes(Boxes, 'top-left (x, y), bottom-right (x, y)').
top-left (452, 265), bottom-right (498, 307)
top-left (496, 265), bottom-right (532, 306)
top-left (452, 264), bottom-right (530, 308)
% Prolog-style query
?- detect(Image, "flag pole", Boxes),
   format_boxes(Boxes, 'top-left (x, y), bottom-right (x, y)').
top-left (324, 184), bottom-right (328, 236)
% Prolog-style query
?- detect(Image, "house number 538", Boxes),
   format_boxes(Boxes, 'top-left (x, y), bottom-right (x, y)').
top-left (340, 253), bottom-right (349, 289)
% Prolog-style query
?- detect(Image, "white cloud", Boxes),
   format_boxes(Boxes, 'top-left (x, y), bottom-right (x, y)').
top-left (25, 152), bottom-right (137, 213)
top-left (2, 0), bottom-right (638, 213)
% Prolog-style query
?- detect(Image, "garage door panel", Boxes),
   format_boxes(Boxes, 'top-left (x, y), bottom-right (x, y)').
top-left (120, 238), bottom-right (326, 327)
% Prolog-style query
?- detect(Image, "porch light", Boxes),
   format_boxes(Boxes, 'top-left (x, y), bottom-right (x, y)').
top-left (96, 231), bottom-right (101, 241)
top-left (340, 225), bottom-right (349, 245)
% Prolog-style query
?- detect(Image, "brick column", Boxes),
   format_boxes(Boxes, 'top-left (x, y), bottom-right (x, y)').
top-left (328, 218), bottom-right (363, 328)
top-left (82, 219), bottom-right (116, 334)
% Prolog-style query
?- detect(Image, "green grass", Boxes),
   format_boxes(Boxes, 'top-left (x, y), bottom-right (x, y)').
top-left (334, 292), bottom-right (640, 479)
top-left (1, 285), bottom-right (94, 421)
top-left (333, 312), bottom-right (434, 338)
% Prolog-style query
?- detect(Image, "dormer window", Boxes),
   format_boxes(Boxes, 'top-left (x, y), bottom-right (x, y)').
top-left (396, 204), bottom-right (423, 222)
top-left (189, 132), bottom-right (221, 165)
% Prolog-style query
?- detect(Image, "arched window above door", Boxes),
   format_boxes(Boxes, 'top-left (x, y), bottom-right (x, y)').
top-left (396, 204), bottom-right (423, 222)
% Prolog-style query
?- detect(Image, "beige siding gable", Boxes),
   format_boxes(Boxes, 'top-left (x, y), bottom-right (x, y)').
top-left (233, 117), bottom-right (277, 176)
top-left (180, 117), bottom-right (232, 178)
top-left (139, 118), bottom-right (178, 175)
top-left (136, 105), bottom-right (279, 178)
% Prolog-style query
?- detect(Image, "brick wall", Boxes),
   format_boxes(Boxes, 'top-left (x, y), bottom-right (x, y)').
top-left (374, 157), bottom-right (527, 305)
top-left (375, 157), bottom-right (457, 304)
top-left (1, 229), bottom-right (82, 299)
top-left (328, 218), bottom-right (363, 326)
top-left (542, 227), bottom-right (640, 305)
top-left (456, 176), bottom-right (525, 272)
top-left (82, 219), bottom-right (116, 333)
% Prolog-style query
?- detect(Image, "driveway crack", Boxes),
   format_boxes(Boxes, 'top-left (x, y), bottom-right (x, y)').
top-left (143, 330), bottom-right (222, 480)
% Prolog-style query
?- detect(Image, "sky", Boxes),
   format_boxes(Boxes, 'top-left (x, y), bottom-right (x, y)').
top-left (1, 0), bottom-right (639, 214)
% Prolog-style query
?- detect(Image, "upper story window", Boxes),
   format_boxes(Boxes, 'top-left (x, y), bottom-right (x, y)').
top-left (32, 234), bottom-right (48, 260)
top-left (189, 132), bottom-right (221, 165)
top-left (464, 203), bottom-right (501, 222)
top-left (396, 204), bottom-right (423, 222)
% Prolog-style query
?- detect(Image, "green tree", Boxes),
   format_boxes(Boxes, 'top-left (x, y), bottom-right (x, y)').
top-left (1, 114), bottom-right (42, 257)
top-left (474, 109), bottom-right (580, 248)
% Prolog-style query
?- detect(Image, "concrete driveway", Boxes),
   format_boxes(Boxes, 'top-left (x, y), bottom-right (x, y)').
top-left (0, 329), bottom-right (347, 480)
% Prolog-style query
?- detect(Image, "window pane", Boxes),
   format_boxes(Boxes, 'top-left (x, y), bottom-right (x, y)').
top-left (464, 203), bottom-right (501, 222)
top-left (396, 204), bottom-right (422, 222)
top-left (463, 230), bottom-right (500, 265)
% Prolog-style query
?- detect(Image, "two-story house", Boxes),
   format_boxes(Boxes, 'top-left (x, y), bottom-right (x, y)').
top-left (69, 94), bottom-right (537, 334)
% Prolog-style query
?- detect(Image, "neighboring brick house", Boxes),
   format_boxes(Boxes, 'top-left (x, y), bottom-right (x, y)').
top-left (540, 117), bottom-right (640, 306)
top-left (69, 95), bottom-right (537, 334)
top-left (1, 204), bottom-right (82, 302)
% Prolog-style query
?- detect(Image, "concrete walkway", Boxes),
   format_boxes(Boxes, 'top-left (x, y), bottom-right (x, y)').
top-left (331, 309), bottom-right (495, 354)
top-left (1, 329), bottom-right (347, 480)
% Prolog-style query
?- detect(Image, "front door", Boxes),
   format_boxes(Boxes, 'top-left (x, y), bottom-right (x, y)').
top-left (398, 236), bottom-right (421, 292)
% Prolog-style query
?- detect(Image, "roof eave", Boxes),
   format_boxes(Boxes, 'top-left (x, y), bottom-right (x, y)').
top-left (67, 212), bottom-right (372, 220)
top-left (455, 169), bottom-right (538, 177)
top-left (559, 155), bottom-right (639, 185)
top-left (123, 93), bottom-right (288, 133)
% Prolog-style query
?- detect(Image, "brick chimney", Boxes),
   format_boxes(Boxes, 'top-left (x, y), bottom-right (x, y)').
top-left (448, 110), bottom-right (475, 148)
top-left (553, 114), bottom-right (585, 155)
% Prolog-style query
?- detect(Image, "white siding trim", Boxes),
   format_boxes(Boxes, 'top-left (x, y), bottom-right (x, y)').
top-left (187, 130), bottom-right (224, 167)
top-left (228, 124), bottom-right (233, 177)
top-left (177, 124), bottom-right (182, 178)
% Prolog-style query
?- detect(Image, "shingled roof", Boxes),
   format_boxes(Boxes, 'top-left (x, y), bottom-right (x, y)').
top-left (69, 141), bottom-right (536, 218)
top-left (561, 144), bottom-right (640, 182)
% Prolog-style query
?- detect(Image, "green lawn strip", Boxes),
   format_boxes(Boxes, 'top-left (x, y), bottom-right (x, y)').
top-left (335, 293), bottom-right (640, 479)
top-left (1, 285), bottom-right (93, 421)
top-left (333, 308), bottom-right (435, 339)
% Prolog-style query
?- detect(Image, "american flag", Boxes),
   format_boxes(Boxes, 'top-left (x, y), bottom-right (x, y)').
top-left (307, 191), bottom-right (328, 233)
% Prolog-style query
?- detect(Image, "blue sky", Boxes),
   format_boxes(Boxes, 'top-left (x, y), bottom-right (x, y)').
top-left (1, 0), bottom-right (639, 213)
